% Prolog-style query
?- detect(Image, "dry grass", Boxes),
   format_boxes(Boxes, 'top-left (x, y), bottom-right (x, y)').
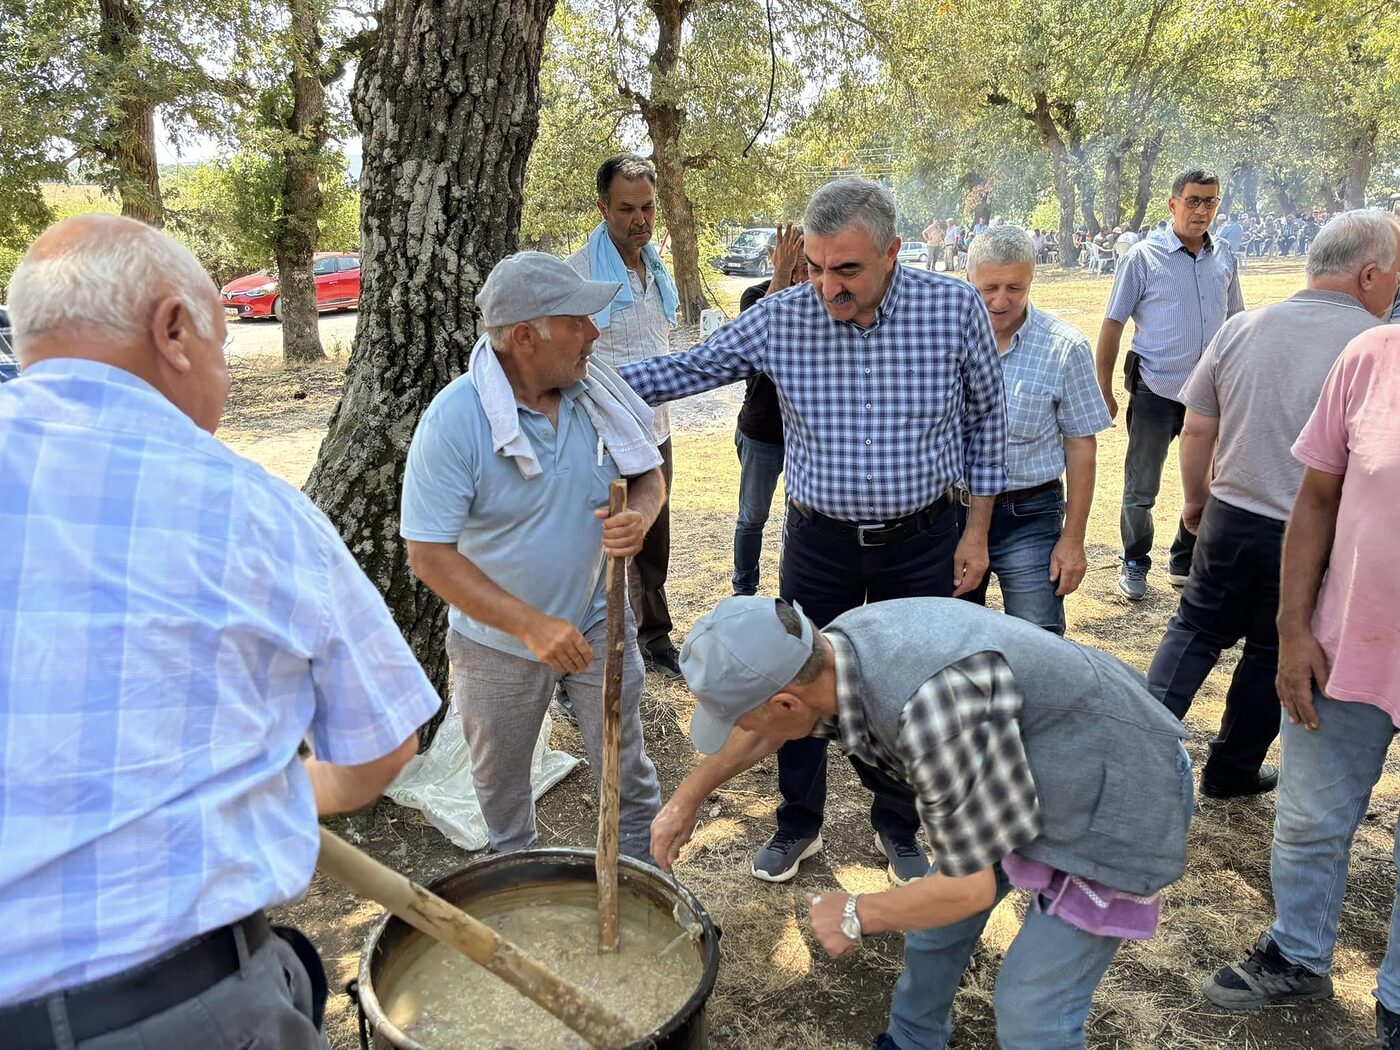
top-left (226, 258), bottom-right (1396, 1049)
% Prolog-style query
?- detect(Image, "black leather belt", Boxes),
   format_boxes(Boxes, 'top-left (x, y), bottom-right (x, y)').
top-left (3, 912), bottom-right (271, 1049)
top-left (788, 492), bottom-right (953, 547)
top-left (958, 479), bottom-right (1063, 508)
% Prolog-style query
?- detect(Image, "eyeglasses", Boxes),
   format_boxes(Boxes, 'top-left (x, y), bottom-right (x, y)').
top-left (1179, 196), bottom-right (1222, 211)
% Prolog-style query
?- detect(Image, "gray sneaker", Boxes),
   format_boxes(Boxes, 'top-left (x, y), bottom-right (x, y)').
top-left (1201, 933), bottom-right (1333, 1010)
top-left (1118, 562), bottom-right (1149, 601)
top-left (751, 830), bottom-right (823, 883)
top-left (874, 830), bottom-right (932, 885)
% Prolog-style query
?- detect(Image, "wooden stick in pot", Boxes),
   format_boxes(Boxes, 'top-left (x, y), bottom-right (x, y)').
top-left (316, 827), bottom-right (639, 1049)
top-left (596, 478), bottom-right (628, 954)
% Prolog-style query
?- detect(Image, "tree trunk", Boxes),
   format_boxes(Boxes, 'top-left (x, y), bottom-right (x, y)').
top-left (1026, 93), bottom-right (1078, 270)
top-left (635, 0), bottom-right (706, 323)
top-left (1341, 122), bottom-right (1376, 209)
top-left (1130, 131), bottom-right (1163, 229)
top-left (274, 0), bottom-right (328, 365)
top-left (303, 0), bottom-right (556, 706)
top-left (1268, 172), bottom-right (1297, 216)
top-left (1101, 142), bottom-right (1128, 229)
top-left (97, 0), bottom-right (164, 226)
top-left (1232, 162), bottom-right (1260, 216)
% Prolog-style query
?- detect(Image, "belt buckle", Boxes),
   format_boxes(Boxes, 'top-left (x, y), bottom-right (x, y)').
top-left (856, 522), bottom-right (887, 547)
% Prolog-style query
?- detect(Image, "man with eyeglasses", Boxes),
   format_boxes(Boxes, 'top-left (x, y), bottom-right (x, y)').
top-left (1095, 168), bottom-right (1244, 601)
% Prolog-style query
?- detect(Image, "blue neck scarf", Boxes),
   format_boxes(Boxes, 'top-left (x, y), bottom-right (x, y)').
top-left (586, 222), bottom-right (679, 330)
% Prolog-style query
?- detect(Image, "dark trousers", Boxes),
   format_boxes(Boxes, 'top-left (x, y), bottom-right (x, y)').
top-left (774, 501), bottom-right (959, 839)
top-left (1147, 496), bottom-right (1284, 788)
top-left (1121, 358), bottom-right (1196, 573)
top-left (630, 437), bottom-right (675, 657)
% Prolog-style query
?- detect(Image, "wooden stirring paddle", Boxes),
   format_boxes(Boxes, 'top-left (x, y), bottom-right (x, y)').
top-left (595, 479), bottom-right (628, 954)
top-left (316, 827), bottom-right (639, 1049)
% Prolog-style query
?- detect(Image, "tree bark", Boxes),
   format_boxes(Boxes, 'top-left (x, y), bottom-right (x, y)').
top-left (1130, 130), bottom-right (1163, 229)
top-left (1267, 172), bottom-right (1297, 216)
top-left (1101, 141), bottom-right (1128, 229)
top-left (1340, 121), bottom-right (1376, 209)
top-left (1026, 93), bottom-right (1078, 270)
top-left (630, 0), bottom-right (707, 324)
top-left (273, 0), bottom-right (329, 365)
top-left (96, 0), bottom-right (164, 226)
top-left (303, 0), bottom-right (556, 706)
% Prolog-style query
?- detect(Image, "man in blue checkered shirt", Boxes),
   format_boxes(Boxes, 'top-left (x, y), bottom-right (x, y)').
top-left (961, 226), bottom-right (1111, 635)
top-left (0, 216), bottom-right (442, 1048)
top-left (620, 178), bottom-right (1007, 887)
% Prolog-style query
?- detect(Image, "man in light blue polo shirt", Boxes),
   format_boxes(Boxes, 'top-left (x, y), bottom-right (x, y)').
top-left (964, 226), bottom-right (1111, 633)
top-left (1095, 167), bottom-right (1244, 601)
top-left (401, 252), bottom-right (667, 860)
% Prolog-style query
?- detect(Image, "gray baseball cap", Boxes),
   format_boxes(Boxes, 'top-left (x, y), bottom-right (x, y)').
top-left (680, 597), bottom-right (816, 754)
top-left (475, 251), bottom-right (621, 327)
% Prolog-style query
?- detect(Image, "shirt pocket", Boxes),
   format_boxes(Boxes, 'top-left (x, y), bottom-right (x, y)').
top-left (1007, 390), bottom-right (1054, 441)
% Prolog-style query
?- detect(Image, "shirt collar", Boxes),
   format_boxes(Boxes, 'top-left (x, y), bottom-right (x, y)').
top-left (21, 357), bottom-right (168, 399)
top-left (823, 632), bottom-right (876, 759)
top-left (1288, 288), bottom-right (1372, 313)
top-left (832, 261), bottom-right (906, 333)
top-left (1002, 303), bottom-right (1041, 356)
top-left (1161, 226), bottom-right (1217, 256)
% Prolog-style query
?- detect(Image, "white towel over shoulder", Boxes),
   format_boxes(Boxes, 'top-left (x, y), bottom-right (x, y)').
top-left (468, 333), bottom-right (662, 479)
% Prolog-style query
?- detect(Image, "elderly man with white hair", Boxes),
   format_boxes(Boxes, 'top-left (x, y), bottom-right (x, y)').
top-left (962, 225), bottom-right (1110, 633)
top-left (0, 215), bottom-right (441, 1048)
top-left (1148, 209), bottom-right (1400, 801)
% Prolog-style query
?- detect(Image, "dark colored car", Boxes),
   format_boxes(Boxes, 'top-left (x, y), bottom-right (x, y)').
top-left (221, 252), bottom-right (361, 321)
top-left (715, 228), bottom-right (776, 277)
top-left (0, 305), bottom-right (16, 383)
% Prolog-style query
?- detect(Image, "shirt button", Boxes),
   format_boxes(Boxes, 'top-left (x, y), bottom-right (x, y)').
top-left (864, 368), bottom-right (871, 375)
top-left (865, 438), bottom-right (872, 445)
top-left (865, 403), bottom-right (872, 410)
top-left (866, 474), bottom-right (873, 481)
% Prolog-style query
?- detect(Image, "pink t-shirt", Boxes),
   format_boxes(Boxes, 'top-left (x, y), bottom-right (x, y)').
top-left (1291, 326), bottom-right (1400, 721)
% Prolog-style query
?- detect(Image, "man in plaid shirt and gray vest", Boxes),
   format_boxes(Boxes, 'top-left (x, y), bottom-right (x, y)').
top-left (653, 596), bottom-right (1192, 1049)
top-left (621, 177), bottom-right (1008, 887)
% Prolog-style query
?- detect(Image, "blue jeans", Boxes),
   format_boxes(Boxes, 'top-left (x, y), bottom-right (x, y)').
top-left (887, 867), bottom-right (1123, 1049)
top-left (959, 487), bottom-right (1067, 634)
top-left (1268, 691), bottom-right (1400, 1010)
top-left (732, 430), bottom-right (784, 595)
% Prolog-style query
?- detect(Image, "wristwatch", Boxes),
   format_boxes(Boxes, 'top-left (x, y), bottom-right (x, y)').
top-left (840, 894), bottom-right (863, 943)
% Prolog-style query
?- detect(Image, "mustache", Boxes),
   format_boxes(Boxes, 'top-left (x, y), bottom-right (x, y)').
top-left (825, 291), bottom-right (855, 305)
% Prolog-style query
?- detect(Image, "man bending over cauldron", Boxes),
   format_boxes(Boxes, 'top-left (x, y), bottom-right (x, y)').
top-left (402, 252), bottom-right (666, 861)
top-left (652, 596), bottom-right (1192, 1049)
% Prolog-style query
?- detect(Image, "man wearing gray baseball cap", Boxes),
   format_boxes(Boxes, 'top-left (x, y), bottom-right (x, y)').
top-left (400, 251), bottom-right (668, 861)
top-left (653, 595), bottom-right (1192, 1048)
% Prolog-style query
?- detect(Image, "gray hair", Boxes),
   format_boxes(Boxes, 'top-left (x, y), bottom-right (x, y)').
top-left (967, 226), bottom-right (1036, 275)
top-left (9, 214), bottom-right (216, 353)
top-left (487, 317), bottom-right (550, 351)
top-left (804, 178), bottom-right (897, 248)
top-left (1306, 210), bottom-right (1399, 279)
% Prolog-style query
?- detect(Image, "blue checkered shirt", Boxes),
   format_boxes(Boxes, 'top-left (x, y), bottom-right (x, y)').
top-left (0, 359), bottom-right (441, 1004)
top-left (1105, 229), bottom-right (1244, 401)
top-left (1000, 304), bottom-right (1112, 488)
top-left (620, 265), bottom-right (1007, 519)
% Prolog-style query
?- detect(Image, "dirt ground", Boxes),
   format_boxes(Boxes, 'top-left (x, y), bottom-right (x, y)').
top-left (219, 260), bottom-right (1397, 1050)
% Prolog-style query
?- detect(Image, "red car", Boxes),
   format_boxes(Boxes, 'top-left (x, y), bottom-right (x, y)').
top-left (221, 252), bottom-right (361, 321)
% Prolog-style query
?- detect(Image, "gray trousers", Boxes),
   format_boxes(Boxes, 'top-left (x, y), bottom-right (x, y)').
top-left (448, 617), bottom-right (662, 862)
top-left (48, 928), bottom-right (325, 1049)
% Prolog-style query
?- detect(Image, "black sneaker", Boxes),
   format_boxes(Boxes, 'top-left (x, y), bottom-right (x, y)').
top-left (1200, 933), bottom-right (1333, 1010)
top-left (643, 647), bottom-right (684, 681)
top-left (872, 1035), bottom-right (904, 1050)
top-left (1377, 1002), bottom-right (1400, 1049)
top-left (874, 830), bottom-right (932, 885)
top-left (751, 829), bottom-right (823, 882)
top-left (551, 685), bottom-right (579, 727)
top-left (1201, 764), bottom-right (1280, 800)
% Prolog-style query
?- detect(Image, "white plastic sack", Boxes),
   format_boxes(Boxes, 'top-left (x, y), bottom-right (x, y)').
top-left (385, 703), bottom-right (580, 853)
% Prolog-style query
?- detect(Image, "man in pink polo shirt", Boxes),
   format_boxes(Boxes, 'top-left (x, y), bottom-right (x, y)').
top-left (1202, 321), bottom-right (1400, 1047)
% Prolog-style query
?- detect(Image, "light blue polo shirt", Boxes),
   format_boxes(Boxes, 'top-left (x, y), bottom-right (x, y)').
top-left (400, 373), bottom-right (621, 660)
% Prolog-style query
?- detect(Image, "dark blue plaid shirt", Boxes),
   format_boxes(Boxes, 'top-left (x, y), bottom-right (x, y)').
top-left (620, 265), bottom-right (1007, 520)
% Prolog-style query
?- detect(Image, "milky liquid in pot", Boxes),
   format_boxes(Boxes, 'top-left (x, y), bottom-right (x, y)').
top-left (381, 884), bottom-right (703, 1048)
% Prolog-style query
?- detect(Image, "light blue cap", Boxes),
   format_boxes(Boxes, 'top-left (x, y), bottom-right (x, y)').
top-left (679, 597), bottom-right (815, 754)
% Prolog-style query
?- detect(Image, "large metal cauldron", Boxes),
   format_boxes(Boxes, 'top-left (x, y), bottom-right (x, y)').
top-left (350, 848), bottom-right (720, 1050)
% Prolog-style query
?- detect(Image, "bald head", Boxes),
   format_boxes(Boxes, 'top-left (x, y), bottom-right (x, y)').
top-left (9, 214), bottom-right (230, 432)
